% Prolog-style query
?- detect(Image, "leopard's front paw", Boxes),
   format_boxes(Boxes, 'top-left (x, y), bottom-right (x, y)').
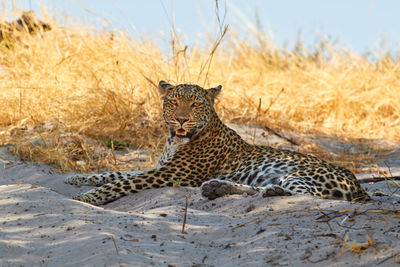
top-left (201, 179), bottom-right (236, 200)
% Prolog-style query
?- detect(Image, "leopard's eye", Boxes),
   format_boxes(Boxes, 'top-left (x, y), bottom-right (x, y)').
top-left (168, 99), bottom-right (178, 106)
top-left (191, 102), bottom-right (202, 108)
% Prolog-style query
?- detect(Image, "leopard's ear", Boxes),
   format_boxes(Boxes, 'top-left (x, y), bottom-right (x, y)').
top-left (158, 81), bottom-right (174, 97)
top-left (207, 85), bottom-right (222, 103)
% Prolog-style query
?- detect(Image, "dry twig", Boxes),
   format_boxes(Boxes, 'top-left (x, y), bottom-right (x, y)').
top-left (263, 125), bottom-right (299, 146)
top-left (182, 195), bottom-right (189, 234)
top-left (110, 235), bottom-right (119, 255)
top-left (358, 176), bottom-right (400, 184)
top-left (377, 251), bottom-right (400, 264)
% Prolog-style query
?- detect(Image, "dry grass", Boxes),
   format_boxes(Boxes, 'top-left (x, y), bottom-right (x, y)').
top-left (0, 7), bottom-right (399, 173)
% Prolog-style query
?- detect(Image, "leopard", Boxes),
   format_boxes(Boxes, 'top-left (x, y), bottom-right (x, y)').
top-left (65, 80), bottom-right (371, 205)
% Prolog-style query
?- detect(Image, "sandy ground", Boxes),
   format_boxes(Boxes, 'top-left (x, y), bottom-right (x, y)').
top-left (1, 136), bottom-right (400, 266)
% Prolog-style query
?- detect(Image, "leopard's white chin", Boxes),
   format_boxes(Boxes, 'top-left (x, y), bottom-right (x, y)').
top-left (172, 135), bottom-right (190, 145)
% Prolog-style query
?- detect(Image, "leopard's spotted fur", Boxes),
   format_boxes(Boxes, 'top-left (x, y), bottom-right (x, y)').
top-left (66, 81), bottom-right (370, 205)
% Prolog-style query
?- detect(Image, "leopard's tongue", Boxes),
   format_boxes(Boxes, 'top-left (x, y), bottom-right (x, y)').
top-left (176, 129), bottom-right (187, 136)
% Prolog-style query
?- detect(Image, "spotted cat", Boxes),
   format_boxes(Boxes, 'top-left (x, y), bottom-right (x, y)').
top-left (66, 81), bottom-right (370, 205)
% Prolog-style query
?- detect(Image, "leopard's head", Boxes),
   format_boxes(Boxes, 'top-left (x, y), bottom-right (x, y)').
top-left (158, 81), bottom-right (222, 140)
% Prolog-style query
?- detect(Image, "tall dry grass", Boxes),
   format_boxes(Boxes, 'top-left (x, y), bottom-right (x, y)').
top-left (0, 8), bottom-right (399, 172)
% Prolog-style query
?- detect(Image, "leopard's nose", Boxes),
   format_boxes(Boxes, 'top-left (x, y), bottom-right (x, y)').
top-left (176, 118), bottom-right (188, 125)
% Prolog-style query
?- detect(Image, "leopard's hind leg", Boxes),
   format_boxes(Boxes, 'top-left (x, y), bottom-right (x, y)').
top-left (65, 171), bottom-right (144, 186)
top-left (260, 173), bottom-right (325, 198)
top-left (201, 176), bottom-right (301, 200)
top-left (277, 175), bottom-right (317, 196)
top-left (277, 173), bottom-right (368, 201)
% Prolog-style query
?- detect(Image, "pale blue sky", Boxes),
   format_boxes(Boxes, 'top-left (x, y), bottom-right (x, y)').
top-left (10, 0), bottom-right (400, 55)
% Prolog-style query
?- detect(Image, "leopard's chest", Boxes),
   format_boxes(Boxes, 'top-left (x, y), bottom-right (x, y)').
top-left (156, 136), bottom-right (190, 168)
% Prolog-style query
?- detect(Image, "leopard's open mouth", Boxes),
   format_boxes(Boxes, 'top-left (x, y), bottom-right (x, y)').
top-left (175, 128), bottom-right (187, 137)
